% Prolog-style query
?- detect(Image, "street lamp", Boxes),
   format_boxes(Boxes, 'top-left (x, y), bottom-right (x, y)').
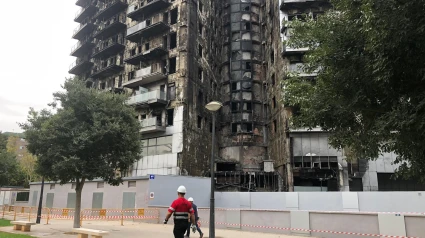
top-left (205, 101), bottom-right (222, 238)
top-left (36, 177), bottom-right (45, 224)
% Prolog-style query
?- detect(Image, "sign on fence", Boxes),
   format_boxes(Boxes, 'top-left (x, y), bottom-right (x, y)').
top-left (138, 209), bottom-right (145, 216)
top-left (99, 209), bottom-right (106, 217)
top-left (62, 209), bottom-right (69, 216)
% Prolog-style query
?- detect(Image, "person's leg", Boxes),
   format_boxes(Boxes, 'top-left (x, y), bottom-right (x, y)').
top-left (196, 223), bottom-right (203, 235)
top-left (174, 221), bottom-right (187, 238)
top-left (185, 221), bottom-right (191, 237)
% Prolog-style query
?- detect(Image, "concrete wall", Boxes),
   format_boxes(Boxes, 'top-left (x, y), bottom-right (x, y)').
top-left (27, 178), bottom-right (150, 209)
top-left (148, 175), bottom-right (210, 208)
top-left (25, 175), bottom-right (210, 210)
top-left (214, 192), bottom-right (425, 213)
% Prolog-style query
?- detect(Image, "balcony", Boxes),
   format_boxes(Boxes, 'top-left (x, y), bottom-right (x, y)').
top-left (280, 0), bottom-right (331, 11)
top-left (70, 37), bottom-right (95, 57)
top-left (127, 0), bottom-right (171, 21)
top-left (74, 4), bottom-right (97, 23)
top-left (140, 117), bottom-right (166, 134)
top-left (90, 57), bottom-right (124, 78)
top-left (76, 0), bottom-right (91, 7)
top-left (282, 46), bottom-right (309, 56)
top-left (72, 20), bottom-right (96, 40)
top-left (127, 90), bottom-right (167, 107)
top-left (126, 20), bottom-right (170, 42)
top-left (93, 13), bottom-right (127, 39)
top-left (69, 57), bottom-right (93, 75)
top-left (92, 35), bottom-right (126, 59)
top-left (124, 46), bottom-right (168, 65)
top-left (122, 63), bottom-right (166, 88)
top-left (288, 63), bottom-right (320, 77)
top-left (93, 0), bottom-right (128, 21)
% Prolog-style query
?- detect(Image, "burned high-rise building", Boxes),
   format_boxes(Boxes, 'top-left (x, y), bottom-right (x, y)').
top-left (68, 0), bottom-right (297, 192)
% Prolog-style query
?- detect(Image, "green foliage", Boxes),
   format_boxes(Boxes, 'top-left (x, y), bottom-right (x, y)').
top-left (20, 77), bottom-right (142, 227)
top-left (282, 0), bottom-right (425, 181)
top-left (0, 132), bottom-right (7, 151)
top-left (21, 78), bottom-right (142, 184)
top-left (0, 150), bottom-right (25, 187)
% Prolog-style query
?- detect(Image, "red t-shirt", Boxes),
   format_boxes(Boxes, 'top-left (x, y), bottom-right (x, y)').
top-left (168, 197), bottom-right (194, 220)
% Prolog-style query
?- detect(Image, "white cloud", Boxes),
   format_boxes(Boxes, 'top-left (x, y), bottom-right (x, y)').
top-left (0, 0), bottom-right (79, 132)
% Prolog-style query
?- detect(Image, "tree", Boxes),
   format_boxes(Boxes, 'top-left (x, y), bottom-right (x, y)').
top-left (0, 151), bottom-right (24, 187)
top-left (0, 132), bottom-right (8, 150)
top-left (283, 0), bottom-right (425, 180)
top-left (6, 136), bottom-right (19, 154)
top-left (21, 78), bottom-right (142, 228)
top-left (6, 135), bottom-right (40, 186)
top-left (19, 152), bottom-right (40, 184)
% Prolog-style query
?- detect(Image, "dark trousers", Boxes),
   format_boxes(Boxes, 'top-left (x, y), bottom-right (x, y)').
top-left (174, 219), bottom-right (189, 238)
top-left (185, 219), bottom-right (203, 236)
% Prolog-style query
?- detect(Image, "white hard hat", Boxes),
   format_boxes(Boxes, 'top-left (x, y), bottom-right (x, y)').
top-left (177, 185), bottom-right (187, 193)
top-left (188, 197), bottom-right (194, 202)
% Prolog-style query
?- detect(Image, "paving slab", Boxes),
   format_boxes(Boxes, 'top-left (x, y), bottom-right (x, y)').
top-left (0, 218), bottom-right (301, 238)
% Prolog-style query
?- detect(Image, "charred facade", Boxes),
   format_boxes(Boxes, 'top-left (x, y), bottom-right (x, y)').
top-left (70, 0), bottom-right (288, 192)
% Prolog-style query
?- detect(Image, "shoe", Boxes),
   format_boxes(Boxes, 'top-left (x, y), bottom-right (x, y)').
top-left (200, 233), bottom-right (203, 238)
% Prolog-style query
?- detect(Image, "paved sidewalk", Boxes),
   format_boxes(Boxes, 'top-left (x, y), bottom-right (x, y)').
top-left (0, 219), bottom-right (300, 238)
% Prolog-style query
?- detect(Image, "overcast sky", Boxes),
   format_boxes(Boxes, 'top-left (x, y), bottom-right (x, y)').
top-left (0, 1), bottom-right (79, 132)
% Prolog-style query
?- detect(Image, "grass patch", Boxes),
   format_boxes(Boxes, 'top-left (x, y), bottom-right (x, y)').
top-left (0, 232), bottom-right (34, 238)
top-left (0, 219), bottom-right (12, 227)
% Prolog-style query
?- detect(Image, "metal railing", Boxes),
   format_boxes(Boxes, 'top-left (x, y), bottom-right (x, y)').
top-left (91, 56), bottom-right (123, 74)
top-left (124, 43), bottom-right (165, 60)
top-left (71, 35), bottom-right (93, 53)
top-left (127, 90), bottom-right (166, 105)
top-left (75, 1), bottom-right (96, 19)
top-left (69, 56), bottom-right (91, 70)
top-left (288, 63), bottom-right (321, 76)
top-left (92, 34), bottom-right (125, 55)
top-left (96, 0), bottom-right (127, 14)
top-left (140, 117), bottom-right (162, 128)
top-left (94, 12), bottom-right (126, 36)
top-left (1, 205), bottom-right (160, 226)
top-left (73, 17), bottom-right (94, 36)
top-left (127, 12), bottom-right (166, 33)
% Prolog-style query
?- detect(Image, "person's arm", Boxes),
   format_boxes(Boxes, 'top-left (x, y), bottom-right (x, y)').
top-left (189, 204), bottom-right (195, 225)
top-left (165, 211), bottom-right (173, 222)
top-left (194, 205), bottom-right (199, 220)
top-left (164, 201), bottom-right (176, 223)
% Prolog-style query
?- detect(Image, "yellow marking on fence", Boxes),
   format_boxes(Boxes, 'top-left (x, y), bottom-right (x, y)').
top-left (62, 209), bottom-right (69, 216)
top-left (138, 209), bottom-right (145, 216)
top-left (99, 209), bottom-right (106, 217)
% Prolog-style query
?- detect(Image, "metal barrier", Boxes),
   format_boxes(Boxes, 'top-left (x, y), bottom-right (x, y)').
top-left (122, 208), bottom-right (160, 224)
top-left (1, 206), bottom-right (50, 224)
top-left (2, 206), bottom-right (160, 226)
top-left (49, 208), bottom-right (75, 220)
top-left (81, 208), bottom-right (160, 226)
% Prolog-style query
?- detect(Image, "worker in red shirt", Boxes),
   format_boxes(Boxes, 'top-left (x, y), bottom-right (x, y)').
top-left (164, 185), bottom-right (197, 238)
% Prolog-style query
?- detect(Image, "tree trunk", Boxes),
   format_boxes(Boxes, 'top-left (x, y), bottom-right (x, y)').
top-left (73, 178), bottom-right (85, 228)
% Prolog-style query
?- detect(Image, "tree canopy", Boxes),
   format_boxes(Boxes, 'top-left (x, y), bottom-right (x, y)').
top-left (0, 132), bottom-right (24, 187)
top-left (283, 0), bottom-right (425, 180)
top-left (21, 78), bottom-right (142, 227)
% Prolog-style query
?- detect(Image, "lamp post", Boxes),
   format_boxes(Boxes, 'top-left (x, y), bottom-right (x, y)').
top-left (36, 177), bottom-right (44, 224)
top-left (205, 101), bottom-right (222, 238)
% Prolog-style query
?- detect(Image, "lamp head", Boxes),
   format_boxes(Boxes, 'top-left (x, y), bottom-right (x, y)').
top-left (205, 101), bottom-right (223, 112)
